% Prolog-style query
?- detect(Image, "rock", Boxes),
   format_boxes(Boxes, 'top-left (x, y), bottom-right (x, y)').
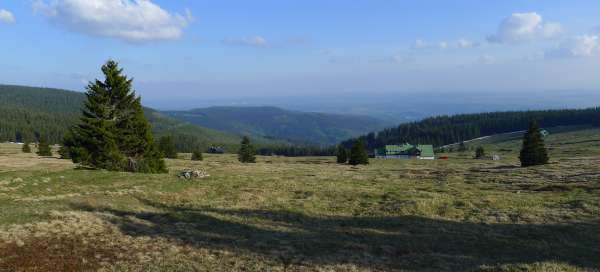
top-left (178, 169), bottom-right (210, 180)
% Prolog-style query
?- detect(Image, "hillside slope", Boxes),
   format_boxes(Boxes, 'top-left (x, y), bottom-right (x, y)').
top-left (343, 107), bottom-right (600, 150)
top-left (165, 106), bottom-right (389, 145)
top-left (0, 84), bottom-right (250, 151)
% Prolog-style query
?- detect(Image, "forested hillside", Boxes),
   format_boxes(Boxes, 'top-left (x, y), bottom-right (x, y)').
top-left (343, 107), bottom-right (600, 150)
top-left (0, 85), bottom-right (249, 151)
top-left (165, 106), bottom-right (388, 145)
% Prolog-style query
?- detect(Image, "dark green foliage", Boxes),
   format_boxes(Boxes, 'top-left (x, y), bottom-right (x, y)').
top-left (22, 142), bottom-right (31, 153)
top-left (520, 121), bottom-right (549, 167)
top-left (458, 142), bottom-right (467, 152)
top-left (158, 136), bottom-right (178, 159)
top-left (336, 145), bottom-right (348, 163)
top-left (348, 139), bottom-right (369, 165)
top-left (165, 106), bottom-right (388, 145)
top-left (191, 150), bottom-right (203, 161)
top-left (238, 136), bottom-right (256, 163)
top-left (207, 146), bottom-right (225, 154)
top-left (36, 137), bottom-right (52, 157)
top-left (58, 145), bottom-right (71, 159)
top-left (475, 146), bottom-right (485, 159)
top-left (343, 107), bottom-right (600, 150)
top-left (0, 84), bottom-right (250, 152)
top-left (257, 145), bottom-right (336, 157)
top-left (63, 60), bottom-right (166, 173)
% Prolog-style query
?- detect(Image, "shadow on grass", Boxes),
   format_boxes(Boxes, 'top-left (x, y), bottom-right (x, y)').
top-left (72, 200), bottom-right (600, 271)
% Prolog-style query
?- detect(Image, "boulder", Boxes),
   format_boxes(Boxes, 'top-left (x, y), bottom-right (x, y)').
top-left (178, 169), bottom-right (210, 180)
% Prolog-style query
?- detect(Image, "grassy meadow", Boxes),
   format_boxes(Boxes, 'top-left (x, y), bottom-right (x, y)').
top-left (0, 130), bottom-right (599, 271)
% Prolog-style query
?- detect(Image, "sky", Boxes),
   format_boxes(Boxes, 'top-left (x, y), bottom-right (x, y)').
top-left (1, 0), bottom-right (600, 110)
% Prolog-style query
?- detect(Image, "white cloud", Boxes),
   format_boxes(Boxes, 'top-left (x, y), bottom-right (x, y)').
top-left (412, 39), bottom-right (450, 50)
top-left (457, 39), bottom-right (475, 48)
top-left (478, 55), bottom-right (496, 65)
top-left (547, 35), bottom-right (600, 58)
top-left (222, 36), bottom-right (269, 47)
top-left (33, 0), bottom-right (192, 43)
top-left (487, 12), bottom-right (563, 44)
top-left (412, 39), bottom-right (428, 49)
top-left (0, 9), bottom-right (15, 24)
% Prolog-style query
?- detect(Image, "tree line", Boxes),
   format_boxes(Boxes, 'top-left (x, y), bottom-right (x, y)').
top-left (257, 145), bottom-right (336, 157)
top-left (342, 108), bottom-right (600, 150)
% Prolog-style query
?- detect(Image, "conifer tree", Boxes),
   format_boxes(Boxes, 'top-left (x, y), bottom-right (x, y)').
top-left (63, 60), bottom-right (166, 173)
top-left (158, 136), bottom-right (178, 159)
top-left (349, 139), bottom-right (369, 165)
top-left (336, 145), bottom-right (348, 164)
top-left (458, 141), bottom-right (467, 152)
top-left (475, 146), bottom-right (485, 159)
top-left (238, 136), bottom-right (256, 163)
top-left (22, 142), bottom-right (31, 153)
top-left (191, 150), bottom-right (203, 161)
top-left (36, 137), bottom-right (52, 157)
top-left (519, 121), bottom-right (549, 167)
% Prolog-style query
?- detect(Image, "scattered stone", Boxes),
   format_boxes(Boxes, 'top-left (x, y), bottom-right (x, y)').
top-left (177, 169), bottom-right (210, 180)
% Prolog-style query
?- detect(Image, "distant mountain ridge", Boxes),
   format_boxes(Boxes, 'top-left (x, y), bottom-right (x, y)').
top-left (0, 84), bottom-right (258, 151)
top-left (164, 106), bottom-right (390, 145)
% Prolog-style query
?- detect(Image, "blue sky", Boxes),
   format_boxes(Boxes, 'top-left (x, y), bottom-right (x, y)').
top-left (1, 0), bottom-right (600, 109)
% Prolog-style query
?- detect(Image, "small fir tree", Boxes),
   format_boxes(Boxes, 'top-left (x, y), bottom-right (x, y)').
top-left (58, 145), bottom-right (71, 159)
top-left (336, 145), bottom-right (348, 164)
top-left (519, 121), bottom-right (549, 167)
top-left (474, 146), bottom-right (485, 159)
top-left (22, 142), bottom-right (31, 153)
top-left (191, 150), bottom-right (203, 161)
top-left (36, 137), bottom-right (52, 157)
top-left (348, 139), bottom-right (369, 165)
top-left (158, 136), bottom-right (178, 159)
top-left (238, 136), bottom-right (256, 163)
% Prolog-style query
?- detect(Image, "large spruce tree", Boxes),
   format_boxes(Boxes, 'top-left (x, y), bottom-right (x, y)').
top-left (63, 60), bottom-right (166, 173)
top-left (519, 121), bottom-right (549, 167)
top-left (238, 136), bottom-right (256, 163)
top-left (349, 139), bottom-right (369, 165)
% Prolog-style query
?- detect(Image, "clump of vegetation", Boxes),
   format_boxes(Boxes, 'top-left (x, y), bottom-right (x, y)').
top-left (336, 145), bottom-right (348, 164)
top-left (36, 137), bottom-right (52, 157)
top-left (61, 60), bottom-right (166, 173)
top-left (158, 136), bottom-right (178, 159)
top-left (191, 150), bottom-right (203, 161)
top-left (238, 136), bottom-right (256, 163)
top-left (207, 146), bottom-right (225, 154)
top-left (22, 142), bottom-right (31, 153)
top-left (458, 141), bottom-right (467, 152)
top-left (474, 146), bottom-right (485, 159)
top-left (520, 121), bottom-right (549, 167)
top-left (348, 139), bottom-right (368, 165)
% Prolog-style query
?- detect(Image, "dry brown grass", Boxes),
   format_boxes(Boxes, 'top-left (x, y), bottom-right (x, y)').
top-left (0, 131), bottom-right (599, 272)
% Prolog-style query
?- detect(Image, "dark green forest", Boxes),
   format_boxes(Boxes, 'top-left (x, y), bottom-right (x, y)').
top-left (0, 84), bottom-right (246, 152)
top-left (343, 107), bottom-right (600, 150)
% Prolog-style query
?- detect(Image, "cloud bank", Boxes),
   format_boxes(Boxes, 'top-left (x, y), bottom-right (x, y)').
top-left (222, 36), bottom-right (269, 47)
top-left (547, 35), bottom-right (600, 58)
top-left (33, 0), bottom-right (193, 43)
top-left (487, 12), bottom-right (562, 44)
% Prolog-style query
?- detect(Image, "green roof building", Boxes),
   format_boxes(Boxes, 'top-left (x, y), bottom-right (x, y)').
top-left (376, 143), bottom-right (435, 160)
